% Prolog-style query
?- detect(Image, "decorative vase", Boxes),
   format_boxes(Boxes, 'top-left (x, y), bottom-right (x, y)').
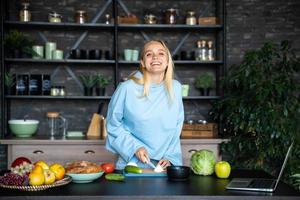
top-left (199, 88), bottom-right (210, 96)
top-left (84, 87), bottom-right (93, 96)
top-left (95, 87), bottom-right (105, 96)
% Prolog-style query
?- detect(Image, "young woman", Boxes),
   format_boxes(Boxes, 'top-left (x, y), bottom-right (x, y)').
top-left (105, 40), bottom-right (184, 170)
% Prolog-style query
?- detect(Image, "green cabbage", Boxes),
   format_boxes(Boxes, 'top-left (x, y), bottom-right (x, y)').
top-left (190, 149), bottom-right (216, 175)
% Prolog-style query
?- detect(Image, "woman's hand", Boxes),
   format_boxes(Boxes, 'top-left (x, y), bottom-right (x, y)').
top-left (135, 147), bottom-right (149, 163)
top-left (158, 159), bottom-right (171, 169)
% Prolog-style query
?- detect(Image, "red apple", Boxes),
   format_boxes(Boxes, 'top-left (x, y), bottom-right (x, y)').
top-left (11, 157), bottom-right (31, 168)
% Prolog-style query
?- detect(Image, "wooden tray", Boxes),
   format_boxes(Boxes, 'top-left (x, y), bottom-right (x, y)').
top-left (198, 17), bottom-right (219, 25)
top-left (181, 123), bottom-right (218, 138)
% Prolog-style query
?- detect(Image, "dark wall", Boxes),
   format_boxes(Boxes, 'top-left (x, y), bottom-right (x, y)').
top-left (0, 0), bottom-right (299, 169)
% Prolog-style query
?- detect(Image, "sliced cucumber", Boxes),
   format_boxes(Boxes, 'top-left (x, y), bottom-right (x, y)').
top-left (125, 165), bottom-right (142, 174)
top-left (105, 173), bottom-right (125, 181)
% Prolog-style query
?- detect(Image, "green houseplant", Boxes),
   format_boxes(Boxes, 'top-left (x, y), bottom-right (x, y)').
top-left (4, 30), bottom-right (35, 58)
top-left (95, 74), bottom-right (112, 96)
top-left (4, 72), bottom-right (15, 95)
top-left (194, 72), bottom-right (214, 96)
top-left (210, 41), bottom-right (300, 188)
top-left (79, 74), bottom-right (97, 96)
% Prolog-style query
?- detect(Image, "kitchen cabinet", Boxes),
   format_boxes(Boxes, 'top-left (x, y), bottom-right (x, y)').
top-left (0, 0), bottom-right (226, 137)
top-left (0, 138), bottom-right (228, 168)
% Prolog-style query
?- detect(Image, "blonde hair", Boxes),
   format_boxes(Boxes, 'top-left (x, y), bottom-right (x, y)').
top-left (129, 40), bottom-right (175, 101)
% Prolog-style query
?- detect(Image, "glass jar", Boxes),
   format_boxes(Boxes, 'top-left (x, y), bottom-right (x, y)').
top-left (165, 8), bottom-right (177, 24)
top-left (186, 11), bottom-right (196, 25)
top-left (75, 10), bottom-right (87, 24)
top-left (48, 12), bottom-right (62, 23)
top-left (58, 86), bottom-right (66, 96)
top-left (50, 86), bottom-right (59, 96)
top-left (19, 3), bottom-right (31, 22)
top-left (207, 41), bottom-right (215, 61)
top-left (144, 14), bottom-right (157, 24)
top-left (105, 14), bottom-right (111, 24)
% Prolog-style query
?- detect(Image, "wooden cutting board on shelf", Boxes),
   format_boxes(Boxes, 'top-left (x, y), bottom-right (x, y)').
top-left (124, 168), bottom-right (167, 177)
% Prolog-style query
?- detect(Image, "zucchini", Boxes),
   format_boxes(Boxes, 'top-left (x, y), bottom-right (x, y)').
top-left (105, 173), bottom-right (125, 181)
top-left (125, 165), bottom-right (142, 174)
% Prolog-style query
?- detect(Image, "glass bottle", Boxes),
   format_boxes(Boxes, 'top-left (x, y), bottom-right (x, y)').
top-left (186, 11), bottom-right (196, 25)
top-left (165, 8), bottom-right (177, 24)
top-left (195, 41), bottom-right (202, 61)
top-left (207, 41), bottom-right (215, 61)
top-left (19, 3), bottom-right (31, 22)
top-left (105, 14), bottom-right (111, 24)
top-left (201, 40), bottom-right (208, 61)
top-left (75, 10), bottom-right (87, 24)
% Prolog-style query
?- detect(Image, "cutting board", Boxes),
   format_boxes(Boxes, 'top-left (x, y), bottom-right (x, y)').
top-left (124, 168), bottom-right (167, 177)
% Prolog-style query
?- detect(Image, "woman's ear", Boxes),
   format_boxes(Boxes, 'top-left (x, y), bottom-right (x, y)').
top-left (140, 60), bottom-right (145, 68)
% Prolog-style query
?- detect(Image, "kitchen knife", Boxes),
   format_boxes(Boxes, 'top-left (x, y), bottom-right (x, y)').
top-left (147, 161), bottom-right (156, 169)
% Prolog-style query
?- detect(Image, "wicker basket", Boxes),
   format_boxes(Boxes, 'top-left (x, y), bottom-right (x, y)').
top-left (0, 176), bottom-right (72, 191)
top-left (181, 123), bottom-right (218, 138)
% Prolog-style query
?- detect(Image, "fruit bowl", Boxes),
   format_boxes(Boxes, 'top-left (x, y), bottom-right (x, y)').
top-left (8, 120), bottom-right (39, 138)
top-left (0, 176), bottom-right (72, 191)
top-left (167, 166), bottom-right (190, 181)
top-left (66, 171), bottom-right (104, 183)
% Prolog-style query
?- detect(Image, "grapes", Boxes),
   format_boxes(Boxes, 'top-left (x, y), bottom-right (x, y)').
top-left (11, 162), bottom-right (33, 176)
top-left (0, 172), bottom-right (27, 186)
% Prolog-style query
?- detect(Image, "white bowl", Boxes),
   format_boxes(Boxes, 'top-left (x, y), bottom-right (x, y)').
top-left (66, 171), bottom-right (104, 183)
top-left (8, 120), bottom-right (39, 137)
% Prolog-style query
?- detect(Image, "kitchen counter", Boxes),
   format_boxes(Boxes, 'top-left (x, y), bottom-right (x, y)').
top-left (0, 170), bottom-right (299, 200)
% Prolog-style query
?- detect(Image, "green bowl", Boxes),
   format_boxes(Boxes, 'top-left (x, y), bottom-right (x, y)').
top-left (8, 120), bottom-right (39, 138)
top-left (66, 171), bottom-right (104, 183)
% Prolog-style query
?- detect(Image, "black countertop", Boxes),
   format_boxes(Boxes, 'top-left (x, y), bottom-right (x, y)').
top-left (0, 170), bottom-right (299, 200)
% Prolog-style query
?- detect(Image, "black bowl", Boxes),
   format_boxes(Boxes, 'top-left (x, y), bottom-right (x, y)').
top-left (167, 166), bottom-right (190, 181)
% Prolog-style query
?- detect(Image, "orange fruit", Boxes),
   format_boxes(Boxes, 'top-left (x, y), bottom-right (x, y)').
top-left (50, 163), bottom-right (65, 181)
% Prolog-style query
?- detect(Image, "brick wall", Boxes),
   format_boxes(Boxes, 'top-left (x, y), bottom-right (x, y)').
top-left (0, 0), bottom-right (299, 169)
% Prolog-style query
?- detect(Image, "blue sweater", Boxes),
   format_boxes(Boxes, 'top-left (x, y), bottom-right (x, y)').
top-left (105, 76), bottom-right (184, 169)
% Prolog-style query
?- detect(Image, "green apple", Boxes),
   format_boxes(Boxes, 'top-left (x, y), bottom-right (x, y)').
top-left (215, 161), bottom-right (231, 178)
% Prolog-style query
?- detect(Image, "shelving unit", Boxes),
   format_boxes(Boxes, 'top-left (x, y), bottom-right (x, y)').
top-left (0, 0), bottom-right (226, 137)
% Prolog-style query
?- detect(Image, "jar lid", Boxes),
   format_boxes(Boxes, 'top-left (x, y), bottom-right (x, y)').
top-left (187, 11), bottom-right (195, 15)
top-left (47, 112), bottom-right (59, 118)
top-left (22, 3), bottom-right (30, 7)
top-left (49, 12), bottom-right (62, 18)
top-left (76, 10), bottom-right (86, 14)
top-left (166, 8), bottom-right (177, 12)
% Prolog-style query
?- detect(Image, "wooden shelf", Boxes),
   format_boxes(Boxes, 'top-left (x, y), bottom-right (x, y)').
top-left (5, 95), bottom-right (112, 100)
top-left (183, 96), bottom-right (221, 100)
top-left (5, 95), bottom-right (220, 100)
top-left (118, 60), bottom-right (223, 65)
top-left (117, 24), bottom-right (223, 30)
top-left (4, 21), bottom-right (114, 30)
top-left (5, 21), bottom-right (223, 31)
top-left (5, 58), bottom-right (115, 64)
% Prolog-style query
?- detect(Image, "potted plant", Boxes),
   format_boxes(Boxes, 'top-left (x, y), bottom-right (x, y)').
top-left (210, 41), bottom-right (300, 188)
top-left (4, 72), bottom-right (15, 95)
top-left (79, 74), bottom-right (97, 96)
top-left (194, 72), bottom-right (214, 96)
top-left (95, 74), bottom-right (112, 96)
top-left (4, 30), bottom-right (35, 58)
